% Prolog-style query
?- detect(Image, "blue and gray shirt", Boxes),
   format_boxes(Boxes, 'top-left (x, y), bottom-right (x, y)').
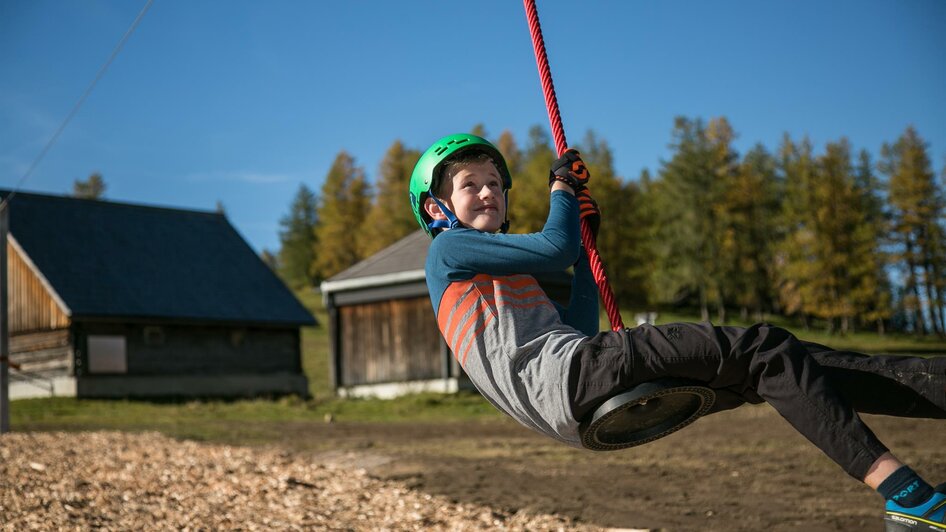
top-left (425, 190), bottom-right (599, 447)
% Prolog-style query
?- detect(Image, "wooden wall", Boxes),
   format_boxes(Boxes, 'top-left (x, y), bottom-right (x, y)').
top-left (340, 297), bottom-right (442, 386)
top-left (7, 240), bottom-right (69, 334)
top-left (9, 329), bottom-right (72, 377)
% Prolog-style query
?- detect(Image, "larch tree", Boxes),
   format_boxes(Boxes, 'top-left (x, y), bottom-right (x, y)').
top-left (314, 151), bottom-right (371, 280)
top-left (881, 126), bottom-right (942, 335)
top-left (775, 135), bottom-right (819, 329)
top-left (811, 139), bottom-right (877, 333)
top-left (359, 140), bottom-right (421, 257)
top-left (724, 144), bottom-right (781, 321)
top-left (509, 126), bottom-right (556, 234)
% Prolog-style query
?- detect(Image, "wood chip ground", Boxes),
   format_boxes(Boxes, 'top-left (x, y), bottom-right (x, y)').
top-left (0, 431), bottom-right (603, 531)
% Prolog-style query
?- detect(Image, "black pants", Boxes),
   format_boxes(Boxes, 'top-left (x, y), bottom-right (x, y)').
top-left (568, 322), bottom-right (946, 480)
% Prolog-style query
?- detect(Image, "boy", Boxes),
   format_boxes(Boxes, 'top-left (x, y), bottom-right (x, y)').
top-left (408, 133), bottom-right (946, 531)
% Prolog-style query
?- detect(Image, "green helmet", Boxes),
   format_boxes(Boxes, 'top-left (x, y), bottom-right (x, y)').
top-left (408, 133), bottom-right (512, 237)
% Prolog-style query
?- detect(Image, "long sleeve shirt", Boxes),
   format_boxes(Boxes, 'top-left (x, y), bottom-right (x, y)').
top-left (425, 190), bottom-right (599, 446)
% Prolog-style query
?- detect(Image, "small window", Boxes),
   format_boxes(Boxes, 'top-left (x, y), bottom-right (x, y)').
top-left (87, 335), bottom-right (127, 373)
top-left (230, 328), bottom-right (247, 347)
top-left (143, 326), bottom-right (165, 346)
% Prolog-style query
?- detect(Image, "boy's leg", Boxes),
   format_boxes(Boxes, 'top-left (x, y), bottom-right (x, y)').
top-left (570, 322), bottom-right (889, 479)
top-left (803, 344), bottom-right (946, 418)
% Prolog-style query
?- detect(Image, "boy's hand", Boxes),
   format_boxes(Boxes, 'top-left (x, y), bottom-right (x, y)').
top-left (549, 149), bottom-right (590, 191)
top-left (576, 187), bottom-right (600, 239)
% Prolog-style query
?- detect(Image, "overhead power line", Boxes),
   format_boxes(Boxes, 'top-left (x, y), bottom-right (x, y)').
top-left (0, 0), bottom-right (154, 210)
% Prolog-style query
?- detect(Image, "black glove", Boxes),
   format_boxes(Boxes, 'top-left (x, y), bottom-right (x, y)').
top-left (549, 148), bottom-right (591, 192)
top-left (576, 187), bottom-right (600, 239)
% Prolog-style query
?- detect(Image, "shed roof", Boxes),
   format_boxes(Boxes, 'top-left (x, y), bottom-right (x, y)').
top-left (1, 189), bottom-right (315, 326)
top-left (321, 230), bottom-right (428, 293)
top-left (321, 229), bottom-right (571, 296)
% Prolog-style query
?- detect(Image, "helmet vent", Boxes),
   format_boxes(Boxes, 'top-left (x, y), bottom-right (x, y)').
top-left (434, 138), bottom-right (469, 156)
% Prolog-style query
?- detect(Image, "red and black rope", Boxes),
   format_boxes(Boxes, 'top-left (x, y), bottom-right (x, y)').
top-left (523, 0), bottom-right (625, 331)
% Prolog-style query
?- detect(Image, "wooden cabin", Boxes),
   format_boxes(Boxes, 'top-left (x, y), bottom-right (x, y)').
top-left (2, 189), bottom-right (316, 399)
top-left (320, 230), bottom-right (571, 399)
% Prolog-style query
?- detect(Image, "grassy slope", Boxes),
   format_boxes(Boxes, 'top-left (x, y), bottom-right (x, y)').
top-left (10, 288), bottom-right (946, 444)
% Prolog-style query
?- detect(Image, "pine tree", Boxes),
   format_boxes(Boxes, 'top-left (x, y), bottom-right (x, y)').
top-left (881, 126), bottom-right (942, 335)
top-left (703, 117), bottom-right (740, 322)
top-left (576, 130), bottom-right (647, 309)
top-left (650, 117), bottom-right (733, 321)
top-left (853, 150), bottom-right (893, 334)
top-left (314, 151), bottom-right (371, 279)
top-left (632, 168), bottom-right (661, 308)
top-left (649, 118), bottom-right (704, 315)
top-left (73, 173), bottom-right (106, 199)
top-left (277, 184), bottom-right (319, 288)
top-left (359, 140), bottom-right (421, 256)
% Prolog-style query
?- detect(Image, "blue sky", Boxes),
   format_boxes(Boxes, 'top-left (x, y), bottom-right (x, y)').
top-left (2, 0), bottom-right (944, 254)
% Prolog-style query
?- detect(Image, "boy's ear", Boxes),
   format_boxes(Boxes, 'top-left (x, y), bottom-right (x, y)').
top-left (424, 197), bottom-right (448, 221)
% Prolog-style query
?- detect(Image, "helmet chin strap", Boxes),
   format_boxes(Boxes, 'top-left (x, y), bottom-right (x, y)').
top-left (427, 193), bottom-right (511, 233)
top-left (427, 196), bottom-right (461, 230)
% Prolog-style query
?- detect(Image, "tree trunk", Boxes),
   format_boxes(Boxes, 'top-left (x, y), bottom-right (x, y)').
top-left (922, 261), bottom-right (941, 335)
top-left (716, 300), bottom-right (726, 324)
top-left (905, 241), bottom-right (926, 334)
top-left (700, 284), bottom-right (709, 322)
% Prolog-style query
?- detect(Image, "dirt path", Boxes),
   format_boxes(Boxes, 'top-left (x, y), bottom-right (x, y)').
top-left (298, 405), bottom-right (946, 531)
top-left (3, 405), bottom-right (944, 531)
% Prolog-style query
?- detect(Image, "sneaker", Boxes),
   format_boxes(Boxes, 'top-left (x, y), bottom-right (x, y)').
top-left (885, 483), bottom-right (946, 531)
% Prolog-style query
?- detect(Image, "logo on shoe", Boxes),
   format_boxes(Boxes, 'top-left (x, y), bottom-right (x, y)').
top-left (888, 514), bottom-right (918, 526)
top-left (893, 481), bottom-right (920, 501)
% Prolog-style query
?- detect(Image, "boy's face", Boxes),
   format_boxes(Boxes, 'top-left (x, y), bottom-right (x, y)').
top-left (425, 160), bottom-right (505, 233)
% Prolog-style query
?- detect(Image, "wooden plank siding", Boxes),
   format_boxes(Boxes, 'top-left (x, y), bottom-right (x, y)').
top-left (340, 297), bottom-right (442, 385)
top-left (9, 329), bottom-right (72, 375)
top-left (7, 240), bottom-right (69, 334)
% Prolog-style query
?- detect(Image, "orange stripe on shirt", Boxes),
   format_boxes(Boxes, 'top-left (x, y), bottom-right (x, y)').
top-left (459, 311), bottom-right (496, 366)
top-left (451, 299), bottom-right (493, 364)
top-left (437, 281), bottom-right (474, 331)
top-left (443, 288), bottom-right (487, 343)
top-left (491, 275), bottom-right (539, 291)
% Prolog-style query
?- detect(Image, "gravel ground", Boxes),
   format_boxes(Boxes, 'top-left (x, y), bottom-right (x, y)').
top-left (0, 431), bottom-right (601, 531)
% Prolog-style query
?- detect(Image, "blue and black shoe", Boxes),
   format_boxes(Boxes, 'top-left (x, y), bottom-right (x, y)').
top-left (885, 483), bottom-right (946, 531)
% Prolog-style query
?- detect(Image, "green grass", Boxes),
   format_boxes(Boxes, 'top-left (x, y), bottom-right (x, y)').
top-left (295, 288), bottom-right (332, 400)
top-left (618, 309), bottom-right (946, 354)
top-left (10, 286), bottom-right (945, 444)
top-left (11, 392), bottom-right (505, 444)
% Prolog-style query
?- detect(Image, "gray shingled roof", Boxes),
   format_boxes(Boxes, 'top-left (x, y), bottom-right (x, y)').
top-left (322, 229), bottom-right (572, 296)
top-left (1, 189), bottom-right (315, 326)
top-left (327, 230), bottom-right (428, 283)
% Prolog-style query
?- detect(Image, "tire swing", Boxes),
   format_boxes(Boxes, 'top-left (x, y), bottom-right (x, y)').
top-left (522, 0), bottom-right (716, 451)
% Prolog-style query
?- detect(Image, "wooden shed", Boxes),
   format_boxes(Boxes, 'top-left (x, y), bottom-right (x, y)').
top-left (320, 230), bottom-right (571, 399)
top-left (2, 189), bottom-right (316, 399)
